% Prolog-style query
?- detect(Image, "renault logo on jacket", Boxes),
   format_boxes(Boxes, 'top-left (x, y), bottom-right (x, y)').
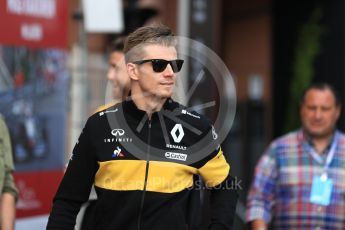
top-left (170, 124), bottom-right (184, 143)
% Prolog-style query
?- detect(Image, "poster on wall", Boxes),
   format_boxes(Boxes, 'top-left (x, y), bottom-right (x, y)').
top-left (0, 0), bottom-right (68, 218)
top-left (0, 46), bottom-right (69, 217)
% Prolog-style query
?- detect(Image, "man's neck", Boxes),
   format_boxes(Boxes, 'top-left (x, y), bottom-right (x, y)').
top-left (313, 138), bottom-right (331, 154)
top-left (307, 132), bottom-right (334, 154)
top-left (131, 92), bottom-right (166, 119)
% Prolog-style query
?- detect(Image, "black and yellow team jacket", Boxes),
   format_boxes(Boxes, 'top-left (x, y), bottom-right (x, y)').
top-left (47, 98), bottom-right (238, 230)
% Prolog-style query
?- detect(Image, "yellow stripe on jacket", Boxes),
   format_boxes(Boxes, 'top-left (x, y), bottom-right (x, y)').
top-left (94, 149), bottom-right (229, 193)
top-left (198, 149), bottom-right (230, 187)
top-left (95, 160), bottom-right (197, 193)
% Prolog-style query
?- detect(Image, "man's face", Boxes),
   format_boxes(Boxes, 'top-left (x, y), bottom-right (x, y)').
top-left (107, 51), bottom-right (130, 99)
top-left (130, 44), bottom-right (178, 99)
top-left (300, 88), bottom-right (341, 139)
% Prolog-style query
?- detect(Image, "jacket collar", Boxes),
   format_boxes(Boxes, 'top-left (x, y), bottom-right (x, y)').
top-left (122, 96), bottom-right (179, 121)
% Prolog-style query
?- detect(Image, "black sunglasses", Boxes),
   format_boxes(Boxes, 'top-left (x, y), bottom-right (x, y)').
top-left (132, 59), bottom-right (184, 73)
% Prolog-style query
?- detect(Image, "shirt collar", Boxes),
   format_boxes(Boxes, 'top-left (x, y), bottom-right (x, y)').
top-left (299, 129), bottom-right (336, 155)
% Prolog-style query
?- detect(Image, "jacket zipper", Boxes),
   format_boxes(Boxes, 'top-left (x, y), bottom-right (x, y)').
top-left (137, 120), bottom-right (151, 230)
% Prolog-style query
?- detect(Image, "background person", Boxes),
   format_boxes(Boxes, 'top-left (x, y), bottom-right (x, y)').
top-left (96, 36), bottom-right (131, 112)
top-left (246, 83), bottom-right (345, 229)
top-left (0, 114), bottom-right (18, 230)
top-left (80, 36), bottom-right (131, 229)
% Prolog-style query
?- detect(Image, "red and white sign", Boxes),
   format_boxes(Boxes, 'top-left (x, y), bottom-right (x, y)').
top-left (0, 0), bottom-right (68, 49)
top-left (14, 170), bottom-right (64, 218)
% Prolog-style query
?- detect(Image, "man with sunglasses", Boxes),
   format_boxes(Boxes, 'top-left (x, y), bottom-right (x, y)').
top-left (47, 25), bottom-right (237, 230)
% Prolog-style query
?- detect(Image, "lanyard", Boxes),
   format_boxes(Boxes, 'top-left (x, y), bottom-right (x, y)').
top-left (306, 132), bottom-right (338, 179)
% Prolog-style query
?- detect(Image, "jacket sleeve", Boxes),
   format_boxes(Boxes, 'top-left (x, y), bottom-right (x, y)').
top-left (0, 116), bottom-right (18, 199)
top-left (246, 143), bottom-right (278, 224)
top-left (198, 147), bottom-right (238, 230)
top-left (196, 123), bottom-right (238, 230)
top-left (47, 118), bottom-right (99, 230)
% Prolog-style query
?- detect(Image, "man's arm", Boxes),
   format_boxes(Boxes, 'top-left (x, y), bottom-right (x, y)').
top-left (246, 144), bottom-right (278, 229)
top-left (0, 172), bottom-right (17, 230)
top-left (0, 116), bottom-right (18, 230)
top-left (0, 115), bottom-right (18, 198)
top-left (47, 119), bottom-right (99, 229)
top-left (198, 148), bottom-right (238, 230)
top-left (0, 192), bottom-right (16, 230)
top-left (208, 175), bottom-right (238, 230)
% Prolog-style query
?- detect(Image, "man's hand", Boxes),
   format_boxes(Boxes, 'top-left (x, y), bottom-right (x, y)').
top-left (251, 219), bottom-right (267, 230)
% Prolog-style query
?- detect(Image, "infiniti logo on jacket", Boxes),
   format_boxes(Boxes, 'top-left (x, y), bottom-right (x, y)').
top-left (111, 129), bottom-right (125, 136)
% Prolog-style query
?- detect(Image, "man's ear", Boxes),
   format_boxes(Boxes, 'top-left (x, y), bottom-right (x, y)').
top-left (127, 63), bottom-right (139, 81)
top-left (335, 105), bottom-right (341, 120)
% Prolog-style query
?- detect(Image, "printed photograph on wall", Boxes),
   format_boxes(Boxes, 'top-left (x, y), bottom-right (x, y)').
top-left (0, 46), bottom-right (68, 171)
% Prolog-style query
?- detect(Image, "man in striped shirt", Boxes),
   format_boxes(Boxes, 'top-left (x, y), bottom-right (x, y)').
top-left (247, 83), bottom-right (345, 229)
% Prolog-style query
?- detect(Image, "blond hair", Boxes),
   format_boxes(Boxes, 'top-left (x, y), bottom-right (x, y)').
top-left (124, 25), bottom-right (177, 63)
